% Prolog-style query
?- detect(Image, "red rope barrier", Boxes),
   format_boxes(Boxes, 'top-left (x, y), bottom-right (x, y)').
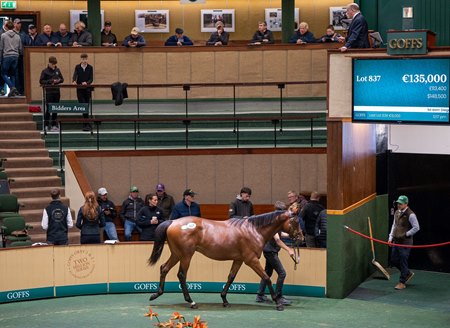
top-left (344, 225), bottom-right (450, 248)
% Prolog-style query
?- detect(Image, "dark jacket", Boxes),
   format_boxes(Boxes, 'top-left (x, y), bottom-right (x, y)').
top-left (120, 196), bottom-right (145, 222)
top-left (35, 32), bottom-right (59, 46)
top-left (111, 82), bottom-right (129, 106)
top-left (137, 205), bottom-right (164, 241)
top-left (289, 30), bottom-right (316, 43)
top-left (344, 12), bottom-right (370, 49)
top-left (229, 197), bottom-right (254, 219)
top-left (156, 193), bottom-right (175, 220)
top-left (122, 34), bottom-right (146, 47)
top-left (251, 29), bottom-right (274, 44)
top-left (69, 29), bottom-right (93, 46)
top-left (300, 200), bottom-right (325, 235)
top-left (72, 64), bottom-right (93, 85)
top-left (97, 197), bottom-right (117, 223)
top-left (39, 65), bottom-right (64, 96)
top-left (45, 200), bottom-right (69, 243)
top-left (76, 206), bottom-right (105, 236)
top-left (314, 209), bottom-right (327, 247)
top-left (206, 31), bottom-right (229, 45)
top-left (101, 30), bottom-right (117, 46)
top-left (55, 31), bottom-right (72, 46)
top-left (165, 35), bottom-right (193, 46)
top-left (170, 200), bottom-right (201, 219)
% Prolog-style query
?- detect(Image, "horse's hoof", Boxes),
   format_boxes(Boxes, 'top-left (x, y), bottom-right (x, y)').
top-left (149, 293), bottom-right (158, 301)
top-left (190, 302), bottom-right (198, 309)
top-left (223, 302), bottom-right (230, 308)
top-left (276, 304), bottom-right (284, 311)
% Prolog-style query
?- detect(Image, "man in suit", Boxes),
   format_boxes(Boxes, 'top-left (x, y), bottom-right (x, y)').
top-left (339, 3), bottom-right (370, 51)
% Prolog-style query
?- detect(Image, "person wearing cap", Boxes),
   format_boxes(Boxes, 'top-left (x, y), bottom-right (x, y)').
top-left (137, 193), bottom-right (164, 241)
top-left (12, 18), bottom-right (28, 95)
top-left (170, 189), bottom-right (201, 220)
top-left (250, 21), bottom-right (274, 45)
top-left (229, 187), bottom-right (254, 219)
top-left (164, 27), bottom-right (193, 46)
top-left (152, 183), bottom-right (175, 220)
top-left (97, 187), bottom-right (118, 241)
top-left (72, 53), bottom-right (94, 131)
top-left (206, 21), bottom-right (229, 46)
top-left (101, 21), bottom-right (117, 47)
top-left (55, 23), bottom-right (72, 47)
top-left (41, 188), bottom-right (73, 245)
top-left (35, 24), bottom-right (59, 46)
top-left (388, 195), bottom-right (420, 290)
top-left (0, 20), bottom-right (22, 97)
top-left (122, 27), bottom-right (146, 48)
top-left (69, 20), bottom-right (93, 47)
top-left (27, 24), bottom-right (39, 46)
top-left (120, 186), bottom-right (145, 241)
top-left (39, 56), bottom-right (64, 131)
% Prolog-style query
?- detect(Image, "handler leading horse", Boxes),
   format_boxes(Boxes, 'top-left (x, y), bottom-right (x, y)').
top-left (148, 203), bottom-right (302, 311)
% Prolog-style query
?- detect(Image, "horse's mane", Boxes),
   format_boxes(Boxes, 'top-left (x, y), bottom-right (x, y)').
top-left (229, 210), bottom-right (285, 228)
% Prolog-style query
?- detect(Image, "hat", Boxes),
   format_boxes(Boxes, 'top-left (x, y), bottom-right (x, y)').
top-left (28, 24), bottom-right (36, 29)
top-left (131, 27), bottom-right (140, 35)
top-left (104, 21), bottom-right (112, 27)
top-left (215, 21), bottom-right (224, 28)
top-left (98, 187), bottom-right (108, 196)
top-left (13, 18), bottom-right (21, 24)
top-left (183, 189), bottom-right (196, 197)
top-left (130, 186), bottom-right (139, 192)
top-left (156, 183), bottom-right (165, 192)
top-left (395, 195), bottom-right (409, 205)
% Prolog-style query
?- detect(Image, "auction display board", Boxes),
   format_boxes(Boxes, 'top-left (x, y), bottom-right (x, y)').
top-left (352, 57), bottom-right (450, 124)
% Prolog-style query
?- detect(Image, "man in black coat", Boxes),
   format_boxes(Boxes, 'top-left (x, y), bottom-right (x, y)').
top-left (339, 3), bottom-right (370, 51)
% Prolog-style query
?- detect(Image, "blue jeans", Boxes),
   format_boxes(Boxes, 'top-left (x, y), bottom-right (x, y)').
top-left (1, 56), bottom-right (18, 89)
top-left (104, 221), bottom-right (118, 240)
top-left (257, 251), bottom-right (286, 298)
top-left (124, 219), bottom-right (141, 241)
top-left (391, 246), bottom-right (411, 283)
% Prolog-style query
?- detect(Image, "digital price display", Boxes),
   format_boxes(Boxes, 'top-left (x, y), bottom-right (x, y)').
top-left (352, 58), bottom-right (450, 124)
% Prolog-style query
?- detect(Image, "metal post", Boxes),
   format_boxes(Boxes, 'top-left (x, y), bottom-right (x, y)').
top-left (42, 86), bottom-right (47, 135)
top-left (310, 118), bottom-right (314, 147)
top-left (96, 121), bottom-right (100, 150)
top-left (137, 87), bottom-right (141, 135)
top-left (134, 121), bottom-right (137, 150)
top-left (272, 119), bottom-right (279, 147)
top-left (278, 83), bottom-right (285, 132)
top-left (183, 120), bottom-right (190, 149)
top-left (58, 123), bottom-right (63, 172)
top-left (183, 85), bottom-right (190, 118)
top-left (233, 85), bottom-right (236, 133)
top-left (236, 119), bottom-right (240, 148)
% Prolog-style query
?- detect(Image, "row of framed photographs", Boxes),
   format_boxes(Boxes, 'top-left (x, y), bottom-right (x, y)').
top-left (71, 7), bottom-right (349, 34)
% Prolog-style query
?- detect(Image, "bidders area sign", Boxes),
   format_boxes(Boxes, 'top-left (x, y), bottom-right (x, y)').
top-left (48, 103), bottom-right (89, 113)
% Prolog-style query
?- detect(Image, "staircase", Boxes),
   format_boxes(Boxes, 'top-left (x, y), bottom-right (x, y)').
top-left (0, 101), bottom-right (77, 244)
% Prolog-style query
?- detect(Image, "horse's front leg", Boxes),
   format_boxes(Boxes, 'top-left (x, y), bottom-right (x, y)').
top-left (221, 260), bottom-right (243, 307)
top-left (150, 254), bottom-right (179, 301)
top-left (177, 256), bottom-right (197, 309)
top-left (245, 258), bottom-right (284, 311)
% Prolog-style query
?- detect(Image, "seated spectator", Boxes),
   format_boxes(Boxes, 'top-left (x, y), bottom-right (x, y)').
top-left (101, 21), bottom-right (117, 47)
top-left (69, 20), bottom-right (93, 47)
top-left (137, 193), bottom-right (164, 241)
top-left (35, 24), bottom-right (59, 46)
top-left (165, 28), bottom-right (193, 46)
top-left (76, 191), bottom-right (105, 244)
top-left (319, 25), bottom-right (343, 43)
top-left (97, 187), bottom-right (118, 241)
top-left (55, 23), bottom-right (72, 46)
top-left (250, 21), bottom-right (274, 44)
top-left (153, 183), bottom-right (175, 220)
top-left (27, 24), bottom-right (39, 46)
top-left (120, 186), bottom-right (145, 241)
top-left (170, 189), bottom-right (201, 219)
top-left (206, 21), bottom-right (229, 46)
top-left (289, 22), bottom-right (316, 44)
top-left (122, 27), bottom-right (146, 47)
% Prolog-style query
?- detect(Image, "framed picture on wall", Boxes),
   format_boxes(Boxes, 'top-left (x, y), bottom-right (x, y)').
top-left (265, 8), bottom-right (300, 32)
top-left (135, 10), bottom-right (169, 33)
top-left (0, 11), bottom-right (40, 33)
top-left (69, 10), bottom-right (104, 31)
top-left (329, 7), bottom-right (350, 30)
top-left (201, 9), bottom-right (235, 33)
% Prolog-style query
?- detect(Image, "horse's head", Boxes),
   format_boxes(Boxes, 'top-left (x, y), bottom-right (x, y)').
top-left (283, 202), bottom-right (304, 245)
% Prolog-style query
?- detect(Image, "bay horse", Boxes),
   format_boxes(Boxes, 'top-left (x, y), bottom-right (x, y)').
top-left (148, 203), bottom-right (302, 311)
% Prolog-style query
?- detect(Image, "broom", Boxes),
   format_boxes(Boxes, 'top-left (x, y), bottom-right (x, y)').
top-left (368, 217), bottom-right (390, 280)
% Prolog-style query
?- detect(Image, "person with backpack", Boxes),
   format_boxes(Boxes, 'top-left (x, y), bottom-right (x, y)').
top-left (41, 189), bottom-right (73, 245)
top-left (300, 191), bottom-right (325, 247)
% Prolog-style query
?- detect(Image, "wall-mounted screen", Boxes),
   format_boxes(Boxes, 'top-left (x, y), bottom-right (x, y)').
top-left (352, 57), bottom-right (449, 124)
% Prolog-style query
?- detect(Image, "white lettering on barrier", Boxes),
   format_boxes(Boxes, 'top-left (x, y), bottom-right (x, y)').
top-left (178, 283), bottom-right (202, 290)
top-left (133, 283), bottom-right (158, 290)
top-left (6, 291), bottom-right (30, 300)
top-left (223, 283), bottom-right (246, 291)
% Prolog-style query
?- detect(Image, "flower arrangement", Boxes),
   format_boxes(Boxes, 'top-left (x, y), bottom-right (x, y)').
top-left (144, 307), bottom-right (208, 328)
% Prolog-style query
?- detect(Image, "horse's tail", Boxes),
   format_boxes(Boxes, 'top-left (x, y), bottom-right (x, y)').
top-left (148, 220), bottom-right (173, 266)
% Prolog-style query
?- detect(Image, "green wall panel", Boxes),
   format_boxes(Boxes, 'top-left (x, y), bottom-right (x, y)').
top-left (327, 195), bottom-right (388, 299)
